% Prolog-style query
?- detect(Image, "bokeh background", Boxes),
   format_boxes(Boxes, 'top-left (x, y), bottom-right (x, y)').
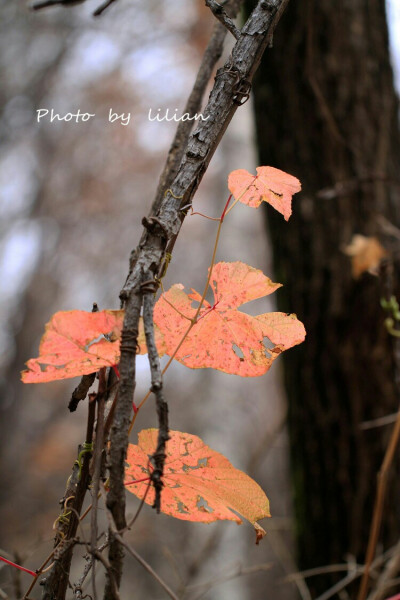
top-left (0, 1), bottom-right (400, 599)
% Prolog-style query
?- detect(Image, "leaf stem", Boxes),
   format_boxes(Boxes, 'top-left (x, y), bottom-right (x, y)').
top-left (0, 555), bottom-right (36, 577)
top-left (127, 177), bottom-right (256, 436)
top-left (128, 192), bottom-right (232, 436)
top-left (224, 175), bottom-right (257, 217)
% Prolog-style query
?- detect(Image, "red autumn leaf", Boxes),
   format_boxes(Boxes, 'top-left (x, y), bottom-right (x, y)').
top-left (125, 429), bottom-right (270, 542)
top-left (21, 310), bottom-right (166, 383)
top-left (21, 310), bottom-right (125, 383)
top-left (228, 166), bottom-right (301, 220)
top-left (154, 261), bottom-right (306, 377)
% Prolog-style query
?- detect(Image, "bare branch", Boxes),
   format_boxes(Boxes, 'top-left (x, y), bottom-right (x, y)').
top-left (147, 0), bottom-right (244, 219)
top-left (114, 533), bottom-right (178, 600)
top-left (360, 412), bottom-right (399, 430)
top-left (73, 541), bottom-right (108, 599)
top-left (104, 291), bottom-right (142, 599)
top-left (205, 0), bottom-right (241, 39)
top-left (367, 540), bottom-right (400, 600)
top-left (107, 1), bottom-right (290, 596)
top-left (40, 400), bottom-right (96, 600)
top-left (358, 259), bottom-right (400, 600)
top-left (142, 278), bottom-right (169, 512)
top-left (268, 529), bottom-right (312, 600)
top-left (68, 304), bottom-right (99, 412)
top-left (93, 0), bottom-right (118, 16)
top-left (32, 0), bottom-right (85, 10)
top-left (102, 490), bottom-right (178, 600)
top-left (188, 562), bottom-right (272, 600)
top-left (68, 373), bottom-right (96, 412)
top-left (90, 369), bottom-right (107, 600)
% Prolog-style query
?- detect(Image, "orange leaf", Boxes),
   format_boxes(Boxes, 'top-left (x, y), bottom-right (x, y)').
top-left (343, 234), bottom-right (387, 279)
top-left (21, 310), bottom-right (166, 383)
top-left (154, 261), bottom-right (306, 376)
top-left (125, 429), bottom-right (270, 541)
top-left (228, 166), bottom-right (301, 220)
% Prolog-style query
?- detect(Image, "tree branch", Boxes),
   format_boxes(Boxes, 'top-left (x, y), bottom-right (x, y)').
top-left (104, 291), bottom-right (142, 600)
top-left (90, 369), bottom-right (107, 600)
top-left (41, 399), bottom-right (96, 600)
top-left (142, 276), bottom-right (169, 513)
top-left (205, 0), bottom-right (241, 39)
top-left (142, 0), bottom-right (244, 224)
top-left (93, 0), bottom-right (117, 16)
top-left (32, 0), bottom-right (85, 10)
top-left (32, 0), bottom-right (117, 15)
top-left (68, 304), bottom-right (99, 412)
top-left (102, 486), bottom-right (178, 600)
top-left (107, 0), bottom-right (290, 596)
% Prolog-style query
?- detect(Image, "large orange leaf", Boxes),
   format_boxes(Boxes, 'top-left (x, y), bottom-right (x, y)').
top-left (125, 429), bottom-right (270, 542)
top-left (153, 261), bottom-right (306, 377)
top-left (21, 310), bottom-right (166, 383)
top-left (228, 166), bottom-right (301, 220)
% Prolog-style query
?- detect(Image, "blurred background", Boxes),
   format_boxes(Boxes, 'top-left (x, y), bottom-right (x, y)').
top-left (0, 1), bottom-right (400, 599)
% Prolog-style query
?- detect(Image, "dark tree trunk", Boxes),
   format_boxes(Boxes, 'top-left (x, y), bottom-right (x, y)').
top-left (248, 0), bottom-right (400, 594)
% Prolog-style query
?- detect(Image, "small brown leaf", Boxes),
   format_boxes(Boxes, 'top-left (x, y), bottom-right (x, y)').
top-left (344, 235), bottom-right (386, 279)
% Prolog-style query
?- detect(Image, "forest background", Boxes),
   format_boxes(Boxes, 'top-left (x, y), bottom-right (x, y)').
top-left (1, 1), bottom-right (400, 599)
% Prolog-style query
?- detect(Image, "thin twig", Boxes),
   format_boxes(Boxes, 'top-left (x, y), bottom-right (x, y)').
top-left (360, 412), bottom-right (399, 430)
top-left (40, 400), bottom-right (96, 600)
top-left (32, 0), bottom-right (85, 10)
top-left (316, 176), bottom-right (400, 200)
top-left (128, 195), bottom-right (230, 437)
top-left (177, 528), bottom-right (223, 597)
top-left (93, 550), bottom-right (120, 600)
top-left (69, 372), bottom-right (97, 412)
top-left (113, 3), bottom-right (290, 597)
top-left (367, 540), bottom-right (400, 600)
top-left (101, 484), bottom-right (178, 600)
top-left (69, 304), bottom-right (99, 412)
top-left (93, 0), bottom-right (117, 16)
top-left (73, 541), bottom-right (108, 599)
top-left (268, 529), bottom-right (312, 600)
top-left (91, 368), bottom-right (107, 600)
top-left (104, 291), bottom-right (142, 599)
top-left (357, 408), bottom-right (400, 600)
top-left (147, 0), bottom-right (244, 220)
top-left (283, 563), bottom-right (362, 584)
top-left (205, 0), bottom-right (241, 39)
top-left (188, 562), bottom-right (272, 600)
top-left (113, 534), bottom-right (179, 600)
top-left (126, 470), bottom-right (152, 530)
top-left (142, 281), bottom-right (169, 513)
top-left (315, 571), bottom-right (361, 600)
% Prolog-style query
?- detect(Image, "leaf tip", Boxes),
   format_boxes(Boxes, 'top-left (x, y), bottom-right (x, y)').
top-left (254, 522), bottom-right (267, 545)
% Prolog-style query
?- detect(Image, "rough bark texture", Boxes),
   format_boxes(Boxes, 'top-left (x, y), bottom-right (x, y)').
top-left (248, 0), bottom-right (400, 594)
top-left (106, 2), bottom-right (291, 595)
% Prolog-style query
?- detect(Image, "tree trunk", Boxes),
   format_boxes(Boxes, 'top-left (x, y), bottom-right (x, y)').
top-left (248, 0), bottom-right (400, 594)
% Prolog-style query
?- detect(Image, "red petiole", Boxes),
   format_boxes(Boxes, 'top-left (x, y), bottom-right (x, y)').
top-left (0, 555), bottom-right (36, 577)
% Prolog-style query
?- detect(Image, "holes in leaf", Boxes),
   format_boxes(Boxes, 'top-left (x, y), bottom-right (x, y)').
top-left (176, 501), bottom-right (189, 514)
top-left (232, 343), bottom-right (245, 361)
top-left (212, 280), bottom-right (218, 300)
top-left (182, 457), bottom-right (209, 472)
top-left (39, 363), bottom-right (64, 372)
top-left (196, 496), bottom-right (213, 513)
top-left (262, 336), bottom-right (275, 358)
top-left (85, 334), bottom-right (106, 351)
top-left (182, 441), bottom-right (192, 456)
